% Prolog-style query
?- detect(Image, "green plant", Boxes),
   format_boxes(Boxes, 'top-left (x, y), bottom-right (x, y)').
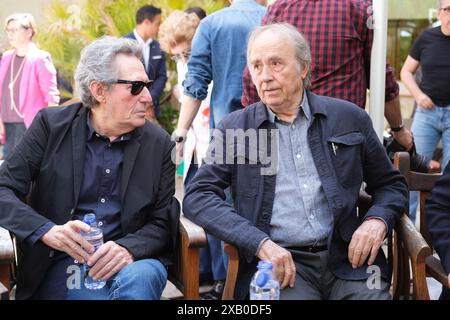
top-left (35, 0), bottom-right (227, 132)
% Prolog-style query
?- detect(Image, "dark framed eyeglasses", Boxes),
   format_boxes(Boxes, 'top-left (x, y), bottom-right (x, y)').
top-left (113, 79), bottom-right (153, 95)
top-left (171, 50), bottom-right (191, 63)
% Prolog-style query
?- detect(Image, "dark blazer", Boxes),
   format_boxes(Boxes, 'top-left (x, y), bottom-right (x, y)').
top-left (184, 91), bottom-right (408, 299)
top-left (124, 32), bottom-right (168, 118)
top-left (426, 163), bottom-right (450, 276)
top-left (0, 103), bottom-right (176, 299)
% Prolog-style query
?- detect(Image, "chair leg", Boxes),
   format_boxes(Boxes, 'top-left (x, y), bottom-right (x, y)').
top-left (222, 244), bottom-right (239, 300)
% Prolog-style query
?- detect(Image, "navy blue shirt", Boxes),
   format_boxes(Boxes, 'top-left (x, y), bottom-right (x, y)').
top-left (29, 114), bottom-right (131, 299)
top-left (73, 115), bottom-right (130, 241)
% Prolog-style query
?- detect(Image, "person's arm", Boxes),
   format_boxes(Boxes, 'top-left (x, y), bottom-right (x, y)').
top-left (36, 53), bottom-right (60, 106)
top-left (0, 110), bottom-right (96, 264)
top-left (348, 110), bottom-right (408, 267)
top-left (183, 122), bottom-right (269, 261)
top-left (360, 109), bottom-right (408, 229)
top-left (175, 20), bottom-right (213, 158)
top-left (0, 110), bottom-right (53, 240)
top-left (175, 95), bottom-right (202, 137)
top-left (400, 55), bottom-right (434, 109)
top-left (426, 163), bottom-right (450, 283)
top-left (384, 96), bottom-right (413, 150)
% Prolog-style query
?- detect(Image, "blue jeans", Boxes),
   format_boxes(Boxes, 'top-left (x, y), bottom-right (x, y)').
top-left (409, 106), bottom-right (450, 221)
top-left (66, 259), bottom-right (167, 300)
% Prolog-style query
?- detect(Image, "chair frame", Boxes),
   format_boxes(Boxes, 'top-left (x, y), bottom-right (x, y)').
top-left (393, 151), bottom-right (449, 299)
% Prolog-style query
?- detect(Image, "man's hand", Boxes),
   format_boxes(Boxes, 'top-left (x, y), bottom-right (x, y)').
top-left (86, 241), bottom-right (134, 281)
top-left (348, 219), bottom-right (386, 269)
top-left (41, 221), bottom-right (94, 264)
top-left (416, 93), bottom-right (434, 109)
top-left (392, 127), bottom-right (413, 151)
top-left (257, 240), bottom-right (296, 289)
top-left (428, 160), bottom-right (441, 173)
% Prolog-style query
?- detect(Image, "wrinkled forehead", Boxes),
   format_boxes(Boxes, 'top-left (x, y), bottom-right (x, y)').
top-left (249, 31), bottom-right (294, 61)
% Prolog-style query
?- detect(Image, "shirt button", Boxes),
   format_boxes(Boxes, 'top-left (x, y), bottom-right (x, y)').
top-left (310, 215), bottom-right (315, 220)
top-left (303, 184), bottom-right (308, 189)
top-left (292, 125), bottom-right (296, 129)
top-left (100, 198), bottom-right (106, 203)
top-left (296, 154), bottom-right (301, 159)
top-left (105, 169), bottom-right (111, 174)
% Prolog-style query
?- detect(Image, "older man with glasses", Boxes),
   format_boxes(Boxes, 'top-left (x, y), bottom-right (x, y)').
top-left (0, 36), bottom-right (176, 300)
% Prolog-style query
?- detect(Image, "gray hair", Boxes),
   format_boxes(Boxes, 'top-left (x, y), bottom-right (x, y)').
top-left (246, 23), bottom-right (312, 89)
top-left (74, 36), bottom-right (143, 107)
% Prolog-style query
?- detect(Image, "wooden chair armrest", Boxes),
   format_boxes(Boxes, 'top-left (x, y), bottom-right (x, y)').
top-left (222, 243), bottom-right (239, 300)
top-left (0, 227), bottom-right (14, 264)
top-left (179, 216), bottom-right (207, 248)
top-left (426, 256), bottom-right (449, 288)
top-left (397, 215), bottom-right (432, 264)
top-left (396, 214), bottom-right (432, 299)
top-left (170, 216), bottom-right (206, 299)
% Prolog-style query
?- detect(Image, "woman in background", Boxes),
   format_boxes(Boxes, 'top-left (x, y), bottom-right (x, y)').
top-left (0, 13), bottom-right (59, 159)
top-left (159, 9), bottom-right (226, 300)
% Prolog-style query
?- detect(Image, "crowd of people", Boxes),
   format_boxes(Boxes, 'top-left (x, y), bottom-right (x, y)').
top-left (0, 0), bottom-right (449, 301)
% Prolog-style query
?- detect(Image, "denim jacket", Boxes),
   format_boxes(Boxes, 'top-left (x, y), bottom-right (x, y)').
top-left (184, 91), bottom-right (408, 299)
top-left (182, 0), bottom-right (266, 128)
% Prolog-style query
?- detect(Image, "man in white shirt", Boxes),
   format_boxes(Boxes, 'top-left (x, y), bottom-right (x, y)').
top-left (124, 5), bottom-right (167, 119)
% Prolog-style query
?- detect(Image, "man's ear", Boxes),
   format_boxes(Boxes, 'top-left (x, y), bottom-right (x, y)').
top-left (301, 64), bottom-right (309, 80)
top-left (90, 81), bottom-right (107, 104)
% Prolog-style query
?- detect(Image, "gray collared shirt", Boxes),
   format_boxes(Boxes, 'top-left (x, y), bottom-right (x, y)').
top-left (267, 92), bottom-right (333, 247)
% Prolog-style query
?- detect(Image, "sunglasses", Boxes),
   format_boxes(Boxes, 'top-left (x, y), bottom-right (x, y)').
top-left (113, 79), bottom-right (153, 95)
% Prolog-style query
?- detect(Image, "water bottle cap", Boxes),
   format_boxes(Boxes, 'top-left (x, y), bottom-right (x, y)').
top-left (257, 261), bottom-right (273, 270)
top-left (82, 213), bottom-right (96, 226)
top-left (255, 271), bottom-right (270, 287)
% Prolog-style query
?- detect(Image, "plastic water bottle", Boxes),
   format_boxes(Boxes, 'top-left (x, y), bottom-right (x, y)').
top-left (81, 213), bottom-right (106, 289)
top-left (249, 261), bottom-right (280, 300)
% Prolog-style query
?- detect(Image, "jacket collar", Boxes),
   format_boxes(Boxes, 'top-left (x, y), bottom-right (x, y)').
top-left (255, 90), bottom-right (328, 128)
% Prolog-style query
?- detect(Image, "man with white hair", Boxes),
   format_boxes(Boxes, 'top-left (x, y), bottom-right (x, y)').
top-left (0, 36), bottom-right (176, 300)
top-left (184, 23), bottom-right (408, 300)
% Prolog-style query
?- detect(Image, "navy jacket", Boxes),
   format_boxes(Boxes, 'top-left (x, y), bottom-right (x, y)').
top-left (0, 104), bottom-right (177, 299)
top-left (184, 91), bottom-right (408, 299)
top-left (124, 32), bottom-right (168, 118)
top-left (426, 163), bottom-right (450, 276)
